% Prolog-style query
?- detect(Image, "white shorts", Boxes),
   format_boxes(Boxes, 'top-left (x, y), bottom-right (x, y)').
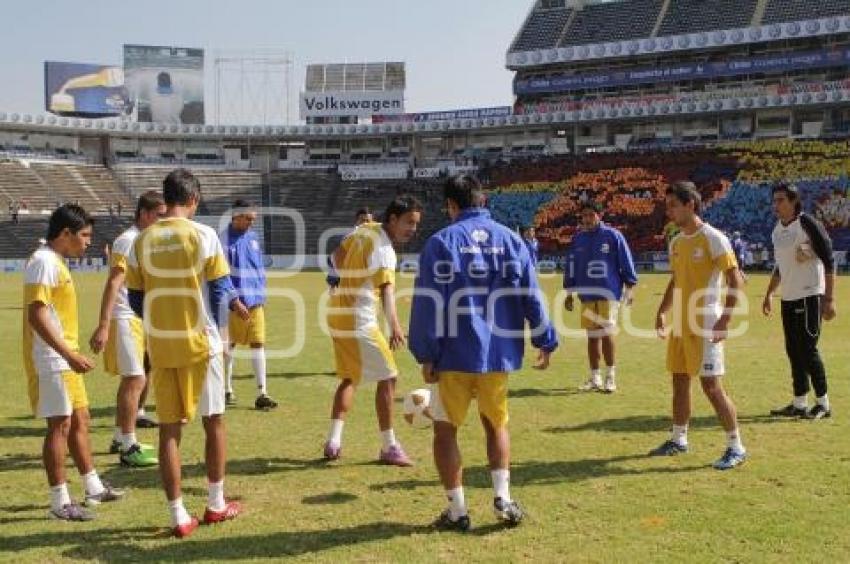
top-left (28, 368), bottom-right (88, 419)
top-left (104, 317), bottom-right (145, 378)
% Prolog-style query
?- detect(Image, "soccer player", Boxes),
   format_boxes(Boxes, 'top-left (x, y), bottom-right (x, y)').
top-left (409, 176), bottom-right (559, 531)
top-left (763, 183), bottom-right (837, 419)
top-left (323, 196), bottom-right (421, 466)
top-left (221, 199), bottom-right (278, 410)
top-left (326, 207), bottom-right (373, 291)
top-left (126, 169), bottom-right (246, 537)
top-left (652, 181), bottom-right (747, 470)
top-left (520, 226), bottom-right (539, 266)
top-left (564, 201), bottom-right (637, 393)
top-left (89, 191), bottom-right (164, 468)
top-left (24, 205), bottom-right (124, 521)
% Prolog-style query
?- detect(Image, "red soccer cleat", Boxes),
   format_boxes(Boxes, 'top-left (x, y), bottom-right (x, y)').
top-left (173, 517), bottom-right (199, 538)
top-left (203, 500), bottom-right (242, 525)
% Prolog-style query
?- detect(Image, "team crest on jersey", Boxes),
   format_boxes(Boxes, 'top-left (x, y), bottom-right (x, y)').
top-left (471, 229), bottom-right (489, 244)
top-left (692, 247), bottom-right (705, 260)
top-left (600, 243), bottom-right (610, 254)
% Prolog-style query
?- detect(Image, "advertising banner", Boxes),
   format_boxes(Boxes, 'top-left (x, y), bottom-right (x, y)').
top-left (124, 44), bottom-right (205, 124)
top-left (44, 62), bottom-right (130, 117)
top-left (300, 90), bottom-right (404, 118)
top-left (372, 106), bottom-right (512, 123)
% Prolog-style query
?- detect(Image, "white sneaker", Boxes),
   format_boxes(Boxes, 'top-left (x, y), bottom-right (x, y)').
top-left (579, 378), bottom-right (602, 392)
top-left (603, 375), bottom-right (617, 393)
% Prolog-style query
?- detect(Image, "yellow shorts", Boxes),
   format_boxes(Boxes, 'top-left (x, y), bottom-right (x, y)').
top-left (152, 355), bottom-right (225, 424)
top-left (27, 369), bottom-right (88, 418)
top-left (431, 372), bottom-right (509, 428)
top-left (666, 335), bottom-right (725, 378)
top-left (331, 323), bottom-right (398, 386)
top-left (580, 300), bottom-right (619, 331)
top-left (228, 306), bottom-right (266, 346)
top-left (104, 317), bottom-right (145, 377)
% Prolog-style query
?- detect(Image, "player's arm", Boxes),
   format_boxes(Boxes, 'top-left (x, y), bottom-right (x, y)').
top-left (409, 238), bottom-right (446, 383)
top-left (520, 242), bottom-right (559, 370)
top-left (379, 282), bottom-right (405, 351)
top-left (800, 214), bottom-right (837, 320)
top-left (89, 266), bottom-right (125, 353)
top-left (617, 232), bottom-right (639, 306)
top-left (762, 268), bottom-right (781, 317)
top-left (655, 276), bottom-right (675, 338)
top-left (208, 275), bottom-right (247, 326)
top-left (28, 301), bottom-right (94, 373)
top-left (713, 267), bottom-right (743, 343)
top-left (563, 243), bottom-right (576, 311)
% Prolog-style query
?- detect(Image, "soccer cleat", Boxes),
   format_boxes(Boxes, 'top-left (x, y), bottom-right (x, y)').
top-left (109, 439), bottom-right (122, 454)
top-left (603, 375), bottom-right (617, 394)
top-left (136, 414), bottom-right (159, 428)
top-left (173, 517), bottom-right (199, 538)
top-left (203, 500), bottom-right (242, 525)
top-left (120, 443), bottom-right (158, 467)
top-left (378, 444), bottom-right (413, 467)
top-left (579, 378), bottom-right (602, 392)
top-left (648, 439), bottom-right (689, 457)
top-left (804, 405), bottom-right (832, 420)
top-left (432, 508), bottom-right (471, 532)
top-left (770, 404), bottom-right (807, 418)
top-left (49, 502), bottom-right (95, 522)
top-left (84, 482), bottom-right (126, 506)
top-left (493, 497), bottom-right (524, 526)
top-left (713, 448), bottom-right (747, 470)
top-left (225, 392), bottom-right (237, 406)
top-left (323, 442), bottom-right (341, 461)
top-left (254, 394), bottom-right (278, 411)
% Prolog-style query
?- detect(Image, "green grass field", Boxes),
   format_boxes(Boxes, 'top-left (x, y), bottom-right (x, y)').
top-left (0, 271), bottom-right (848, 562)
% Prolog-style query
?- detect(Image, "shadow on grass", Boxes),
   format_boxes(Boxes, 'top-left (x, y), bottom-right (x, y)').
top-left (508, 387), bottom-right (575, 399)
top-left (235, 371), bottom-right (336, 381)
top-left (0, 526), bottom-right (164, 554)
top-left (544, 413), bottom-right (791, 435)
top-left (0, 425), bottom-right (45, 439)
top-left (0, 452), bottom-right (42, 474)
top-left (301, 491), bottom-right (358, 505)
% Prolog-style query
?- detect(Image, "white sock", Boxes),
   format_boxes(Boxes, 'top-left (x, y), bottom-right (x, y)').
top-left (137, 407), bottom-right (146, 417)
top-left (590, 369), bottom-right (601, 382)
top-left (82, 470), bottom-right (105, 496)
top-left (169, 497), bottom-right (192, 527)
top-left (113, 427), bottom-right (121, 442)
top-left (119, 432), bottom-right (137, 452)
top-left (381, 429), bottom-right (398, 450)
top-left (225, 354), bottom-right (235, 394)
top-left (671, 424), bottom-right (688, 446)
top-left (606, 366), bottom-right (616, 378)
top-left (793, 395), bottom-right (808, 410)
top-left (817, 395), bottom-right (830, 411)
top-left (491, 469), bottom-right (511, 502)
top-left (446, 487), bottom-right (467, 519)
top-left (207, 480), bottom-right (226, 512)
top-left (726, 429), bottom-right (745, 453)
top-left (252, 348), bottom-right (267, 396)
top-left (49, 483), bottom-right (71, 512)
top-left (327, 419), bottom-right (344, 447)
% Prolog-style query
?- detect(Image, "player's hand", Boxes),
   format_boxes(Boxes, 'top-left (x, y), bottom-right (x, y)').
top-left (422, 363), bottom-right (438, 384)
top-left (655, 312), bottom-right (668, 339)
top-left (711, 317), bottom-right (730, 343)
top-left (389, 323), bottom-right (406, 350)
top-left (89, 324), bottom-right (109, 354)
top-left (233, 299), bottom-right (251, 321)
top-left (565, 294), bottom-right (574, 312)
top-left (67, 352), bottom-right (95, 374)
top-left (762, 295), bottom-right (773, 318)
top-left (822, 298), bottom-right (837, 321)
top-left (533, 350), bottom-right (551, 370)
top-left (623, 289), bottom-right (634, 307)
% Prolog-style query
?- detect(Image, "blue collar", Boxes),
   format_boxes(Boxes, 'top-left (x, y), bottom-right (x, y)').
top-left (457, 208), bottom-right (491, 222)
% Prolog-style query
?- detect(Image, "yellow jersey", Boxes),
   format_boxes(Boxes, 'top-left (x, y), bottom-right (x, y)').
top-left (329, 222), bottom-right (396, 328)
top-left (669, 223), bottom-right (738, 336)
top-left (125, 217), bottom-right (230, 368)
top-left (22, 246), bottom-right (78, 375)
top-left (109, 225), bottom-right (140, 321)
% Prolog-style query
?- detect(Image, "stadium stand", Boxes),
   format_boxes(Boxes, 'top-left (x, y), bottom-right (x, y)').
top-left (512, 6), bottom-right (573, 52)
top-left (657, 0), bottom-right (760, 36)
top-left (762, 0), bottom-right (850, 24)
top-left (559, 0), bottom-right (663, 47)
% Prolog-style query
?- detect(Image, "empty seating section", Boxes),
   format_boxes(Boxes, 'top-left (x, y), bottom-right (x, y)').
top-left (0, 217), bottom-right (132, 261)
top-left (512, 8), bottom-right (572, 51)
top-left (559, 0), bottom-right (663, 47)
top-left (763, 0), bottom-right (850, 24)
top-left (658, 0), bottom-right (759, 36)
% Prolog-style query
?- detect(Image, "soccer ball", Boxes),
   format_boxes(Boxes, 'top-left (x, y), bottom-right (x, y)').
top-left (403, 388), bottom-right (433, 428)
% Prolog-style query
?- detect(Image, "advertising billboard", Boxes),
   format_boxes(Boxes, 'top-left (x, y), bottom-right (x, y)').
top-left (123, 44), bottom-right (205, 124)
top-left (300, 90), bottom-right (404, 119)
top-left (44, 61), bottom-right (130, 117)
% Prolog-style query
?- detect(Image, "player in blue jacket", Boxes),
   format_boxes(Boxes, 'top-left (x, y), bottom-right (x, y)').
top-left (409, 175), bottom-right (559, 531)
top-left (564, 201), bottom-right (638, 394)
top-left (221, 200), bottom-right (278, 411)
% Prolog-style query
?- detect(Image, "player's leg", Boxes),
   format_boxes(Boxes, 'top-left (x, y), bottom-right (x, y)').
top-left (771, 298), bottom-right (809, 416)
top-left (249, 307), bottom-right (276, 410)
top-left (431, 373), bottom-right (472, 531)
top-left (801, 295), bottom-right (830, 419)
top-left (701, 376), bottom-right (747, 470)
top-left (580, 335), bottom-right (602, 391)
top-left (116, 375), bottom-right (157, 466)
top-left (224, 343), bottom-right (237, 405)
top-left (601, 334), bottom-right (617, 393)
top-left (376, 377), bottom-right (411, 466)
top-left (44, 415), bottom-right (85, 520)
top-left (325, 378), bottom-right (354, 460)
top-left (649, 373), bottom-right (691, 456)
top-left (136, 374), bottom-right (158, 428)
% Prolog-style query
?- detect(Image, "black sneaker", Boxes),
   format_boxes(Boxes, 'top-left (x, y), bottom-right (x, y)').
top-left (432, 508), bottom-right (471, 532)
top-left (493, 497), bottom-right (524, 526)
top-left (804, 404), bottom-right (832, 420)
top-left (255, 394), bottom-right (278, 410)
top-left (108, 439), bottom-right (121, 455)
top-left (225, 392), bottom-right (237, 406)
top-left (136, 414), bottom-right (159, 428)
top-left (769, 403), bottom-right (807, 418)
top-left (648, 439), bottom-right (689, 457)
